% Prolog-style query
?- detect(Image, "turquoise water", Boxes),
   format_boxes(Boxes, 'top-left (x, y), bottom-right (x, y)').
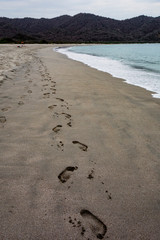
top-left (57, 44), bottom-right (160, 98)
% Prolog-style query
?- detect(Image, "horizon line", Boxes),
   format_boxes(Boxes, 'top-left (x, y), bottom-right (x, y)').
top-left (0, 13), bottom-right (160, 21)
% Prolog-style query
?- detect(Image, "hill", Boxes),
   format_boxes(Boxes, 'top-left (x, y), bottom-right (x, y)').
top-left (0, 13), bottom-right (160, 43)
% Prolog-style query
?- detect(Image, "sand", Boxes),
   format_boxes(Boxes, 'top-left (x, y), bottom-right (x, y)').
top-left (0, 44), bottom-right (160, 240)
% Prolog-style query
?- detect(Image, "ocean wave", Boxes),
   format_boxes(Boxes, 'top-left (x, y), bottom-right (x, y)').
top-left (56, 46), bottom-right (160, 99)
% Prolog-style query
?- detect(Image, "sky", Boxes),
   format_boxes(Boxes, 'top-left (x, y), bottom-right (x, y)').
top-left (0, 0), bottom-right (160, 20)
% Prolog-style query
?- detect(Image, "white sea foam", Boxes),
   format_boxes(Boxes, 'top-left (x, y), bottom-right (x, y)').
top-left (56, 47), bottom-right (160, 98)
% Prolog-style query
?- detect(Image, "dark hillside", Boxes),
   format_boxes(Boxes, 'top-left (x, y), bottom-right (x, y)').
top-left (0, 13), bottom-right (159, 43)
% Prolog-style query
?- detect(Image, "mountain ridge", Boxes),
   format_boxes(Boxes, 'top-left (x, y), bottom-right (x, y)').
top-left (0, 13), bottom-right (160, 43)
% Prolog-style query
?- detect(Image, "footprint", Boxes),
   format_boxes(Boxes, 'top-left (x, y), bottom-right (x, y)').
top-left (18, 101), bottom-right (24, 106)
top-left (52, 125), bottom-right (62, 133)
top-left (61, 104), bottom-right (69, 110)
top-left (56, 97), bottom-right (64, 102)
top-left (48, 104), bottom-right (57, 110)
top-left (51, 81), bottom-right (56, 84)
top-left (57, 141), bottom-right (64, 151)
top-left (60, 113), bottom-right (72, 127)
top-left (53, 112), bottom-right (59, 118)
top-left (0, 82), bottom-right (3, 87)
top-left (87, 169), bottom-right (94, 180)
top-left (50, 87), bottom-right (56, 91)
top-left (20, 95), bottom-right (26, 99)
top-left (105, 191), bottom-right (112, 200)
top-left (27, 90), bottom-right (32, 93)
top-left (61, 113), bottom-right (71, 119)
top-left (0, 116), bottom-right (6, 123)
top-left (2, 96), bottom-right (10, 99)
top-left (1, 107), bottom-right (10, 112)
top-left (43, 93), bottom-right (50, 98)
top-left (80, 209), bottom-right (107, 239)
top-left (58, 166), bottom-right (78, 183)
top-left (67, 122), bottom-right (72, 127)
top-left (72, 141), bottom-right (88, 152)
top-left (68, 216), bottom-right (82, 228)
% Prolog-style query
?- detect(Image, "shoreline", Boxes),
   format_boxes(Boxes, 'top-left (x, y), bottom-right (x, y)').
top-left (56, 44), bottom-right (160, 99)
top-left (0, 44), bottom-right (160, 239)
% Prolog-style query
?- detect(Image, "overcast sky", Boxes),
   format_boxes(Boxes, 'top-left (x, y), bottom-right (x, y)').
top-left (0, 0), bottom-right (160, 20)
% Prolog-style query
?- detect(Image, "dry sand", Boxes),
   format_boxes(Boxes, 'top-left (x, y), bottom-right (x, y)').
top-left (0, 44), bottom-right (160, 240)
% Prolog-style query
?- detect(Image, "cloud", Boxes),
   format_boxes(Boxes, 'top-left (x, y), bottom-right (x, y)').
top-left (0, 0), bottom-right (159, 19)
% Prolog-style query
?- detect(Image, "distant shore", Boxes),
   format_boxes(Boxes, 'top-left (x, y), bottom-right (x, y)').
top-left (0, 44), bottom-right (160, 239)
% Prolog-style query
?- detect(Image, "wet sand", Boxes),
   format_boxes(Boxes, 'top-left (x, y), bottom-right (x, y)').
top-left (0, 44), bottom-right (160, 240)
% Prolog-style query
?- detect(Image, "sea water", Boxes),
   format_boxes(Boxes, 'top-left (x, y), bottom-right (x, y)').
top-left (56, 44), bottom-right (160, 98)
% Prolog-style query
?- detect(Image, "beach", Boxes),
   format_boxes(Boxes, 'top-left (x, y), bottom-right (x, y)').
top-left (0, 44), bottom-right (160, 239)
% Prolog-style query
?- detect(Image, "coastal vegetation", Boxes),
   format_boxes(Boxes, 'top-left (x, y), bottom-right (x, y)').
top-left (0, 13), bottom-right (160, 43)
